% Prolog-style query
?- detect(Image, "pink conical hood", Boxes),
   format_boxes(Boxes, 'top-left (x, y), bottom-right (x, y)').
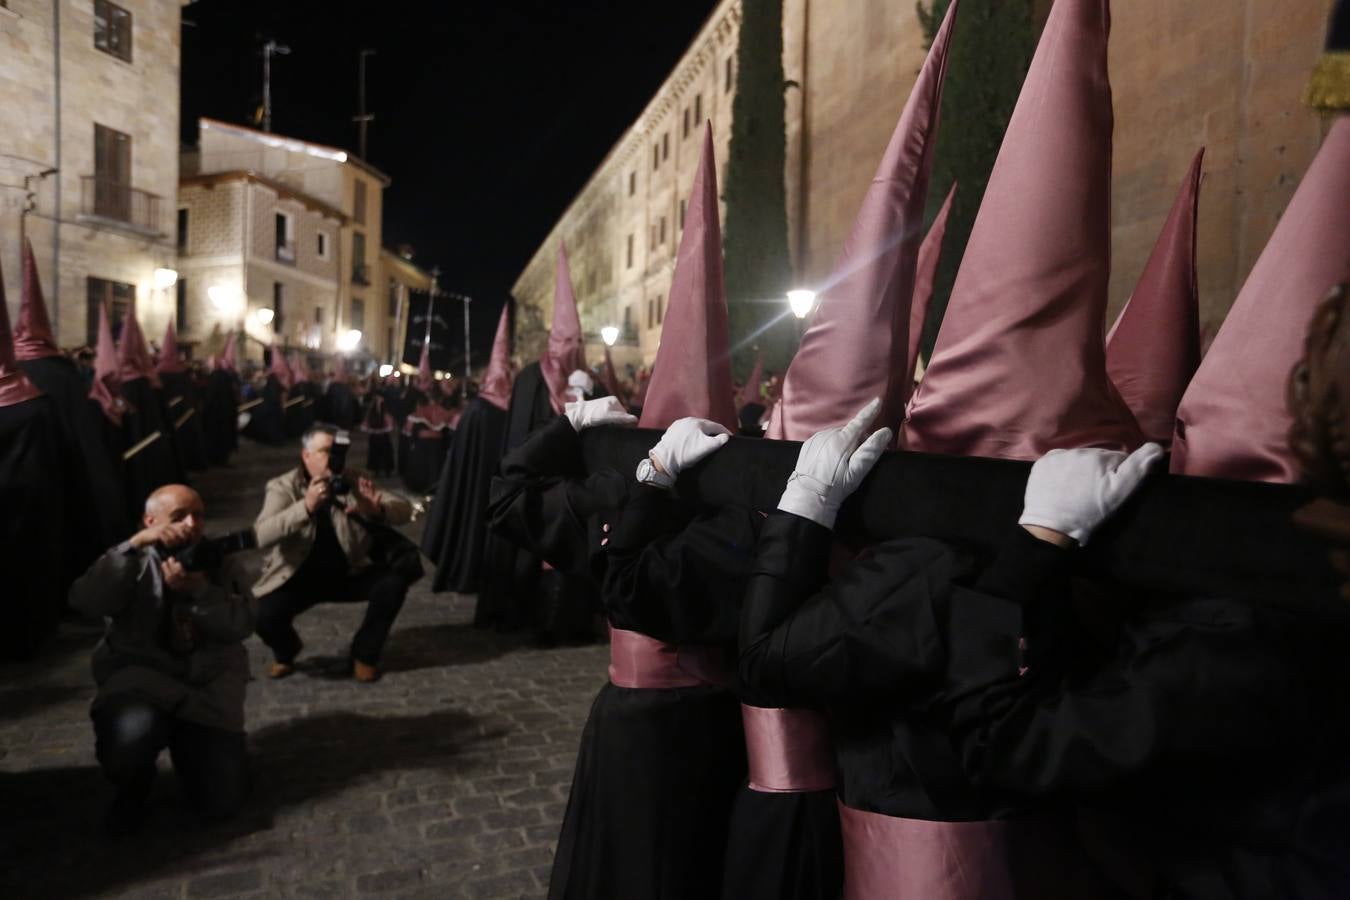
top-left (117, 298), bottom-right (160, 387)
top-left (14, 240), bottom-right (61, 361)
top-left (907, 183), bottom-right (957, 396)
top-left (639, 125), bottom-right (737, 431)
top-left (157, 320), bottom-right (186, 374)
top-left (539, 242), bottom-right (586, 414)
top-left (220, 331), bottom-right (237, 373)
top-left (1106, 148), bottom-right (1204, 447)
top-left (479, 303), bottom-right (515, 411)
top-left (89, 302), bottom-right (124, 425)
top-left (738, 353), bottom-right (764, 408)
top-left (1172, 118), bottom-right (1350, 482)
top-left (768, 2), bottom-right (958, 441)
top-left (0, 256), bottom-right (43, 408)
top-left (270, 341), bottom-right (294, 390)
top-left (904, 0), bottom-right (1142, 460)
top-left (416, 340), bottom-right (433, 392)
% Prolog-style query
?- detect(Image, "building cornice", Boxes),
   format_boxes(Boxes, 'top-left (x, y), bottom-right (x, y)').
top-left (511, 0), bottom-right (741, 299)
top-left (198, 118), bottom-right (393, 187)
top-left (180, 170), bottom-right (348, 223)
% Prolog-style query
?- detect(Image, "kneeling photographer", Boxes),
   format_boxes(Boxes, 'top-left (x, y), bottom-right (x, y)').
top-left (254, 424), bottom-right (415, 684)
top-left (69, 484), bottom-right (256, 835)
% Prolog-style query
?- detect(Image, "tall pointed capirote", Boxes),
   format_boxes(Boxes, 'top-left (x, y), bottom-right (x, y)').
top-left (14, 239), bottom-right (61, 362)
top-left (539, 242), bottom-right (586, 414)
top-left (89, 302), bottom-right (124, 425)
top-left (0, 254), bottom-right (43, 408)
top-left (639, 124), bottom-right (738, 430)
top-left (1172, 118), bottom-right (1350, 482)
top-left (117, 297), bottom-right (160, 387)
top-left (270, 340), bottom-right (294, 390)
top-left (903, 0), bottom-right (1143, 459)
top-left (1105, 149), bottom-right (1204, 447)
top-left (906, 183), bottom-right (956, 398)
top-left (479, 303), bottom-right (515, 411)
top-left (767, 0), bottom-right (959, 440)
top-left (158, 320), bottom-right (187, 374)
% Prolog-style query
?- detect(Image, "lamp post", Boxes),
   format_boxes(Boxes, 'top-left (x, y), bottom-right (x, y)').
top-left (601, 325), bottom-right (619, 347)
top-left (787, 288), bottom-right (816, 348)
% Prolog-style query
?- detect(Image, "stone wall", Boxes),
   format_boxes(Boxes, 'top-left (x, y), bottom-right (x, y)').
top-left (1, 0), bottom-right (183, 347)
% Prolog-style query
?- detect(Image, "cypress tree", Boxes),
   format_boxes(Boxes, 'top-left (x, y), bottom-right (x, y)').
top-left (722, 0), bottom-right (796, 376)
top-left (915, 0), bottom-right (1036, 358)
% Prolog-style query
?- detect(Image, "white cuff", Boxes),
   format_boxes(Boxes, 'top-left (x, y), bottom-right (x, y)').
top-left (636, 458), bottom-right (675, 490)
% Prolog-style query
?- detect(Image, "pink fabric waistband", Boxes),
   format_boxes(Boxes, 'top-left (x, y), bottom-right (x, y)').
top-left (742, 705), bottom-right (836, 793)
top-left (607, 627), bottom-right (726, 689)
top-left (838, 802), bottom-right (1014, 900)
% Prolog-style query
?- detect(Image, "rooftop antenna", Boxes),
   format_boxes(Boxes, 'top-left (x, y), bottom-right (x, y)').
top-left (355, 49), bottom-right (377, 159)
top-left (262, 39), bottom-right (291, 132)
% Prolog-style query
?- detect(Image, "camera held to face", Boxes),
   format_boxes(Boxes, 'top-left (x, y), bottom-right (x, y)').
top-left (327, 430), bottom-right (354, 497)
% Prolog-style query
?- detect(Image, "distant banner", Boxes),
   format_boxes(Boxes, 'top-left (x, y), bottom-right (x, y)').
top-left (402, 290), bottom-right (456, 371)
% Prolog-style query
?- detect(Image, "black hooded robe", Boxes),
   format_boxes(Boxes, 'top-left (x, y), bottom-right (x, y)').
top-left (19, 355), bottom-right (130, 572)
top-left (489, 416), bottom-right (756, 900)
top-left (421, 396), bottom-right (509, 593)
top-left (476, 361), bottom-right (595, 640)
top-left (0, 394), bottom-right (67, 658)
top-left (159, 370), bottom-right (209, 472)
top-left (202, 368), bottom-right (239, 465)
top-left (119, 376), bottom-right (187, 516)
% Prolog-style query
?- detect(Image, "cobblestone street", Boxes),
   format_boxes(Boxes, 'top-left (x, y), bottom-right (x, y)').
top-left (0, 435), bottom-right (606, 899)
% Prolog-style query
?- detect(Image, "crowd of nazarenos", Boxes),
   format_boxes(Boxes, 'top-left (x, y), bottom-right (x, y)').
top-left (2, 0), bottom-right (1348, 896)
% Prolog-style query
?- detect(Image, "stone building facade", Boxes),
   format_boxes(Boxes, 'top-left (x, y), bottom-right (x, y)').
top-left (512, 0), bottom-right (1336, 370)
top-left (0, 0), bottom-right (186, 347)
top-left (176, 170), bottom-right (344, 364)
top-left (184, 117), bottom-right (395, 365)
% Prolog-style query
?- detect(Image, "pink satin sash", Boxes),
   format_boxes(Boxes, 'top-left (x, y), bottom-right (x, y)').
top-left (741, 705), bottom-right (836, 793)
top-left (838, 802), bottom-right (1014, 900)
top-left (607, 627), bottom-right (726, 689)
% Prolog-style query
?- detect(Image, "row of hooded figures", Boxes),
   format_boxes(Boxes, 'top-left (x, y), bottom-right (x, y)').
top-left (1, 0), bottom-right (1347, 896)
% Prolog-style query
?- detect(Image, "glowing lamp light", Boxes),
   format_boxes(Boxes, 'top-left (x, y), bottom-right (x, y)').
top-left (378, 364), bottom-right (394, 377)
top-left (787, 289), bottom-right (817, 319)
top-left (153, 267), bottom-right (178, 289)
top-left (600, 325), bottom-right (620, 347)
top-left (208, 284), bottom-right (241, 313)
top-left (255, 307), bottom-right (275, 325)
top-left (337, 329), bottom-right (363, 352)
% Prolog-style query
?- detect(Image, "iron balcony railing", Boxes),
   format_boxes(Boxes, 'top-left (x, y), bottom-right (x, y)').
top-left (80, 176), bottom-right (162, 233)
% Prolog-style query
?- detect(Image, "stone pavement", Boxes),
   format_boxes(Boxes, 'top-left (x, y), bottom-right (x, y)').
top-left (0, 435), bottom-right (608, 899)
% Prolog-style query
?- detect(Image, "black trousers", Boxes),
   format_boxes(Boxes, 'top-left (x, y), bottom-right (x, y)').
top-left (92, 699), bottom-right (248, 820)
top-left (256, 564), bottom-right (411, 665)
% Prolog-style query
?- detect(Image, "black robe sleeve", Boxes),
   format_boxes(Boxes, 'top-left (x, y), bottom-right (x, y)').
top-left (487, 417), bottom-right (626, 579)
top-left (489, 418), bottom-right (761, 644)
top-left (738, 518), bottom-right (1065, 711)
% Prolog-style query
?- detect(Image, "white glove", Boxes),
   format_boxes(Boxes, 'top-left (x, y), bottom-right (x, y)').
top-left (638, 417), bottom-right (733, 489)
top-left (566, 369), bottom-right (595, 402)
top-left (564, 396), bottom-right (637, 432)
top-left (1018, 443), bottom-right (1164, 546)
top-left (778, 398), bottom-right (893, 529)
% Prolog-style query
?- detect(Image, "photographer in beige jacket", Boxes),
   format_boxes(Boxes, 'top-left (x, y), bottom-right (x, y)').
top-left (254, 424), bottom-right (413, 682)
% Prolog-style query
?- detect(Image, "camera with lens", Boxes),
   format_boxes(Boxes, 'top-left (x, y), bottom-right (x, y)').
top-left (172, 528), bottom-right (258, 572)
top-left (327, 429), bottom-right (354, 497)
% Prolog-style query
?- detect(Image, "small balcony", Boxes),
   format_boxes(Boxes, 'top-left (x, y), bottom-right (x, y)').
top-left (351, 264), bottom-right (371, 286)
top-left (78, 176), bottom-right (163, 237)
top-left (276, 241), bottom-right (297, 265)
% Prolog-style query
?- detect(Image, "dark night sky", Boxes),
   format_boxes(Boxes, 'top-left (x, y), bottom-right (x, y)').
top-left (180, 0), bottom-right (720, 365)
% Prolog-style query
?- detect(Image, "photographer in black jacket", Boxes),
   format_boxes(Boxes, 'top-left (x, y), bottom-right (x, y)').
top-left (70, 484), bottom-right (256, 835)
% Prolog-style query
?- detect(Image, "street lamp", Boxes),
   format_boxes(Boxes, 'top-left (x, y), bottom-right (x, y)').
top-left (601, 325), bottom-right (620, 347)
top-left (153, 267), bottom-right (178, 289)
top-left (787, 289), bottom-right (817, 319)
top-left (255, 307), bottom-right (275, 325)
top-left (378, 363), bottom-right (393, 377)
top-left (338, 329), bottom-right (362, 352)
